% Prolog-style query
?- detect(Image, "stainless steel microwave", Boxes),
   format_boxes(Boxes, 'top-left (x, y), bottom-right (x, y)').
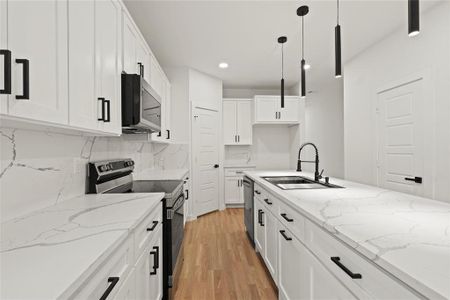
top-left (121, 73), bottom-right (161, 133)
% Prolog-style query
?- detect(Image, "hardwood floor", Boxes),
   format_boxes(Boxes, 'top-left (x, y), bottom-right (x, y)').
top-left (173, 208), bottom-right (277, 300)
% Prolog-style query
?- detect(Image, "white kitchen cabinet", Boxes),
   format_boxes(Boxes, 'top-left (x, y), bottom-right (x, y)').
top-left (135, 226), bottom-right (163, 300)
top-left (136, 36), bottom-right (151, 82)
top-left (150, 55), bottom-right (165, 98)
top-left (2, 0), bottom-right (68, 124)
top-left (223, 99), bottom-right (252, 145)
top-left (0, 1), bottom-right (8, 114)
top-left (224, 177), bottom-right (242, 204)
top-left (151, 77), bottom-right (172, 143)
top-left (254, 95), bottom-right (300, 124)
top-left (264, 210), bottom-right (278, 284)
top-left (255, 201), bottom-right (266, 255)
top-left (122, 12), bottom-right (138, 75)
top-left (112, 270), bottom-right (136, 300)
top-left (68, 0), bottom-right (121, 134)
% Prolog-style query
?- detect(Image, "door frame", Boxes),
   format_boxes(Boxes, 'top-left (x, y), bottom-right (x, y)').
top-left (189, 103), bottom-right (224, 220)
top-left (375, 68), bottom-right (435, 198)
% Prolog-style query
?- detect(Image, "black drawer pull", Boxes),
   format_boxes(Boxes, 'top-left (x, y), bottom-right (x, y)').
top-left (260, 210), bottom-right (264, 226)
top-left (15, 59), bottom-right (29, 100)
top-left (264, 198), bottom-right (272, 205)
top-left (150, 246), bottom-right (159, 275)
top-left (257, 209), bottom-right (262, 225)
top-left (0, 49), bottom-right (11, 94)
top-left (281, 213), bottom-right (293, 222)
top-left (331, 257), bottom-right (362, 279)
top-left (98, 97), bottom-right (105, 121)
top-left (146, 220), bottom-right (158, 231)
top-left (166, 129), bottom-right (170, 139)
top-left (99, 277), bottom-right (120, 300)
top-left (255, 190), bottom-right (261, 195)
top-left (279, 230), bottom-right (292, 241)
top-left (185, 189), bottom-right (189, 200)
top-left (104, 99), bottom-right (111, 122)
top-left (404, 176), bottom-right (422, 184)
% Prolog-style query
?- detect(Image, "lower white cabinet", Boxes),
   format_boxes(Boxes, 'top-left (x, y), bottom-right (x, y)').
top-left (254, 184), bottom-right (416, 300)
top-left (113, 270), bottom-right (136, 300)
top-left (224, 167), bottom-right (255, 205)
top-left (135, 226), bottom-right (163, 300)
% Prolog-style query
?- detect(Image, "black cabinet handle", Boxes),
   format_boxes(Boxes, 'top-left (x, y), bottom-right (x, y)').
top-left (0, 49), bottom-right (11, 94)
top-left (264, 198), bottom-right (272, 205)
top-left (146, 220), bottom-right (158, 231)
top-left (98, 98), bottom-right (105, 121)
top-left (104, 99), bottom-right (111, 122)
top-left (166, 129), bottom-right (170, 139)
top-left (260, 210), bottom-right (264, 226)
top-left (280, 230), bottom-right (292, 241)
top-left (255, 190), bottom-right (261, 195)
top-left (137, 62), bottom-right (143, 77)
top-left (185, 189), bottom-right (189, 200)
top-left (331, 257), bottom-right (362, 279)
top-left (404, 176), bottom-right (422, 184)
top-left (15, 59), bottom-right (29, 100)
top-left (258, 209), bottom-right (262, 225)
top-left (99, 277), bottom-right (120, 300)
top-left (281, 213), bottom-right (294, 222)
top-left (150, 246), bottom-right (159, 275)
top-left (238, 135), bottom-right (240, 142)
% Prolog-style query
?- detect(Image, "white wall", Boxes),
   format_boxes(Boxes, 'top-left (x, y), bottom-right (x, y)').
top-left (344, 2), bottom-right (450, 202)
top-left (189, 69), bottom-right (223, 110)
top-left (302, 80), bottom-right (344, 178)
top-left (0, 128), bottom-right (189, 221)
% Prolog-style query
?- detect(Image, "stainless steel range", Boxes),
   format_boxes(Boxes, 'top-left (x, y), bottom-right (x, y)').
top-left (87, 159), bottom-right (184, 300)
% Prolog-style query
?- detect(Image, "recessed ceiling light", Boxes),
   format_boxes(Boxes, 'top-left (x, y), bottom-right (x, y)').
top-left (303, 64), bottom-right (311, 70)
top-left (219, 62), bottom-right (228, 69)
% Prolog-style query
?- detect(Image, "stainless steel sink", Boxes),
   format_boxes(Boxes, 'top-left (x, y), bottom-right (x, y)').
top-left (262, 176), bottom-right (344, 190)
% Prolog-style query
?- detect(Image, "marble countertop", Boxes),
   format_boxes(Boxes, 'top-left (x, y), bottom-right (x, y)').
top-left (244, 170), bottom-right (450, 300)
top-left (0, 192), bottom-right (164, 300)
top-left (135, 168), bottom-right (189, 181)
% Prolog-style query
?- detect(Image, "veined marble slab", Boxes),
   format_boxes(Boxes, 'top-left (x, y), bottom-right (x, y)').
top-left (0, 192), bottom-right (164, 300)
top-left (244, 170), bottom-right (450, 300)
top-left (135, 168), bottom-right (189, 181)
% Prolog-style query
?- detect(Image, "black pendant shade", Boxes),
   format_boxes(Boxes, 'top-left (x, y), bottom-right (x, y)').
top-left (335, 0), bottom-right (342, 78)
top-left (278, 36), bottom-right (287, 108)
top-left (297, 5), bottom-right (309, 98)
top-left (408, 0), bottom-right (420, 37)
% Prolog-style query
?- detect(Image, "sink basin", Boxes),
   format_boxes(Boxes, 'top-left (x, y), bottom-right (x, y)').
top-left (262, 176), bottom-right (344, 190)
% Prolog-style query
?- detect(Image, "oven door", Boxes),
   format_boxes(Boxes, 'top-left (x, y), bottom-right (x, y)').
top-left (170, 193), bottom-right (185, 273)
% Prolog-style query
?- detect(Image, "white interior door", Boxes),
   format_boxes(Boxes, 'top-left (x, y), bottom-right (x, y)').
top-left (377, 79), bottom-right (425, 196)
top-left (192, 107), bottom-right (220, 216)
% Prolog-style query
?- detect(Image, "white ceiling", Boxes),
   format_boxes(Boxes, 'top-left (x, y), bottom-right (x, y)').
top-left (124, 0), bottom-right (442, 90)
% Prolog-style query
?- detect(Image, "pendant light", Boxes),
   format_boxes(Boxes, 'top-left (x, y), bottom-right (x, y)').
top-left (408, 0), bottom-right (420, 37)
top-left (278, 36), bottom-right (287, 108)
top-left (335, 0), bottom-right (342, 78)
top-left (297, 5), bottom-right (309, 98)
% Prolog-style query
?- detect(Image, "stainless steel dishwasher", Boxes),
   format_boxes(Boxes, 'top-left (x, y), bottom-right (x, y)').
top-left (243, 176), bottom-right (254, 246)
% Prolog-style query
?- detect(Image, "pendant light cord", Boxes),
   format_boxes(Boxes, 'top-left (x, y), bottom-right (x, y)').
top-left (301, 17), bottom-right (304, 59)
top-left (281, 43), bottom-right (284, 79)
top-left (337, 0), bottom-right (340, 25)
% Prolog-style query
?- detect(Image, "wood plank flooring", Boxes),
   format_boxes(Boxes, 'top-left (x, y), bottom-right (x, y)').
top-left (173, 208), bottom-right (277, 300)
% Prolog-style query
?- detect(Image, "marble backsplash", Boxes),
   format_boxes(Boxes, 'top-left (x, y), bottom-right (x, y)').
top-left (0, 128), bottom-right (189, 221)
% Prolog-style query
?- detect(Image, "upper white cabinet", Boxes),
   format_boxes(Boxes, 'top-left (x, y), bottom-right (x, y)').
top-left (254, 95), bottom-right (301, 124)
top-left (1, 0), bottom-right (68, 124)
top-left (122, 13), bottom-right (139, 75)
top-left (223, 99), bottom-right (253, 145)
top-left (68, 0), bottom-right (122, 135)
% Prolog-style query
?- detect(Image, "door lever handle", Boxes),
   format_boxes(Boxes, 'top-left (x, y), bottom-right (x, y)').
top-left (404, 176), bottom-right (422, 184)
top-left (214, 164), bottom-right (219, 168)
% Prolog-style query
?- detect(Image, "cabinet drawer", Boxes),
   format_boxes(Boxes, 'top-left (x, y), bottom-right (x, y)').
top-left (305, 219), bottom-right (419, 299)
top-left (224, 167), bottom-right (253, 177)
top-left (278, 201), bottom-right (305, 242)
top-left (69, 235), bottom-right (134, 299)
top-left (261, 191), bottom-right (278, 216)
top-left (254, 184), bottom-right (265, 200)
top-left (134, 203), bottom-right (162, 259)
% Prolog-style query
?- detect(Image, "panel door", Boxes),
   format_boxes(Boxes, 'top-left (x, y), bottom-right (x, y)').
top-left (255, 202), bottom-right (266, 255)
top-left (6, 0), bottom-right (68, 124)
top-left (279, 97), bottom-right (299, 122)
top-left (223, 101), bottom-right (237, 145)
top-left (236, 101), bottom-right (253, 144)
top-left (224, 177), bottom-right (240, 204)
top-left (377, 79), bottom-right (425, 196)
top-left (96, 0), bottom-right (121, 134)
top-left (264, 211), bottom-right (278, 284)
top-left (67, 0), bottom-right (99, 130)
top-left (0, 0), bottom-right (8, 114)
top-left (255, 97), bottom-right (277, 122)
top-left (112, 270), bottom-right (135, 300)
top-left (122, 13), bottom-right (138, 75)
top-left (278, 225), bottom-right (307, 300)
top-left (192, 107), bottom-right (220, 216)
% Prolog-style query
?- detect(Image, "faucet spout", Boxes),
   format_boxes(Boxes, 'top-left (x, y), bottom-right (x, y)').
top-left (297, 142), bottom-right (320, 181)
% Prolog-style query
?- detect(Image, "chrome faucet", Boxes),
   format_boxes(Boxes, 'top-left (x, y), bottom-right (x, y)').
top-left (297, 142), bottom-right (321, 181)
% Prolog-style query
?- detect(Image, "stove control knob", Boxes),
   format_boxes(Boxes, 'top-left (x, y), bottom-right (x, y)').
top-left (99, 165), bottom-right (108, 172)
